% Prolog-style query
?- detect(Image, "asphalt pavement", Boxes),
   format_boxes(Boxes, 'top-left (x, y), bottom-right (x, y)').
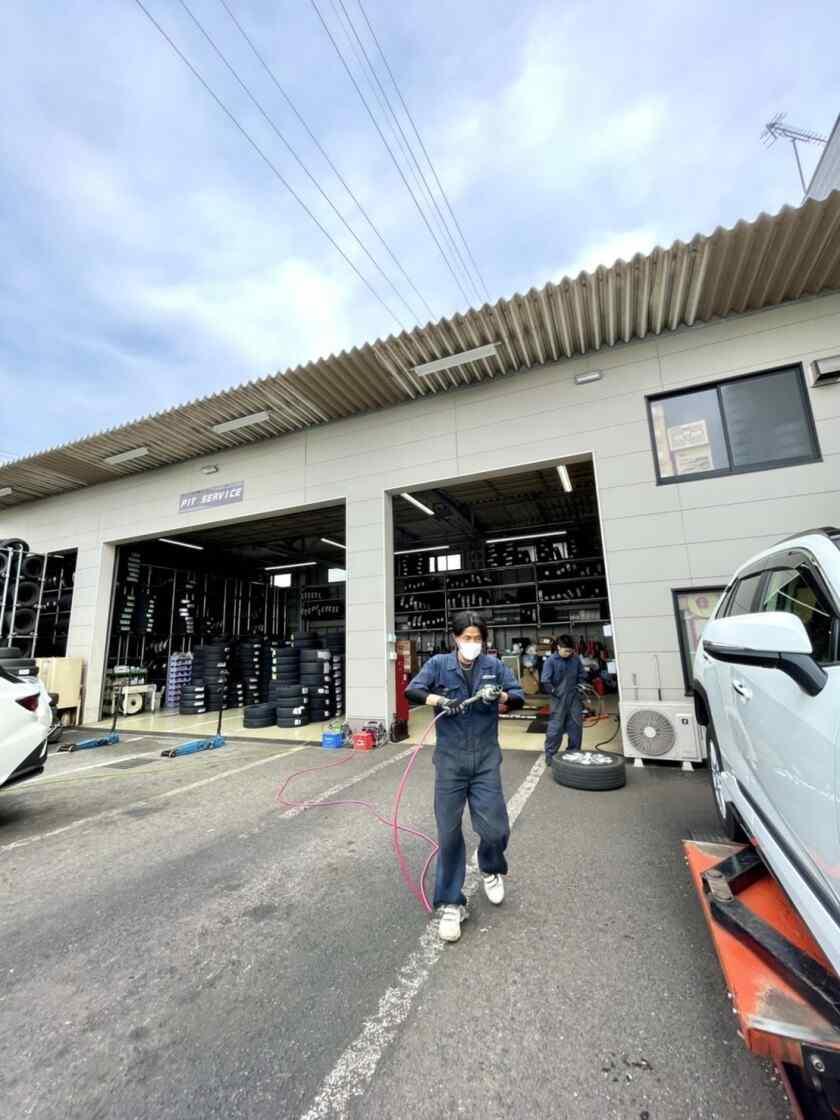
top-left (0, 734), bottom-right (792, 1119)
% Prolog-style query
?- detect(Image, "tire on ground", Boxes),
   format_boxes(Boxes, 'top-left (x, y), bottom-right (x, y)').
top-left (551, 750), bottom-right (626, 791)
top-left (706, 723), bottom-right (747, 841)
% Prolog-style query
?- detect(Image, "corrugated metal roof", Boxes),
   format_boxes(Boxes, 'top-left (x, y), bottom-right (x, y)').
top-left (2, 191), bottom-right (840, 508)
top-left (806, 115), bottom-right (840, 202)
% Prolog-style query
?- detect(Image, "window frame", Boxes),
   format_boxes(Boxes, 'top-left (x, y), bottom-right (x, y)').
top-left (719, 546), bottom-right (840, 667)
top-left (647, 363), bottom-right (820, 486)
top-left (672, 585), bottom-right (727, 694)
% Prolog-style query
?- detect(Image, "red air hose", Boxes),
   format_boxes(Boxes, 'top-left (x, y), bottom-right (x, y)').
top-left (276, 712), bottom-right (444, 913)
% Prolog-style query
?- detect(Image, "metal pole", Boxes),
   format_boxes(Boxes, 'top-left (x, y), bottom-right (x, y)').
top-left (1, 547), bottom-right (13, 644)
top-left (10, 547), bottom-right (24, 645)
top-left (792, 138), bottom-right (807, 195)
top-left (30, 551), bottom-right (49, 659)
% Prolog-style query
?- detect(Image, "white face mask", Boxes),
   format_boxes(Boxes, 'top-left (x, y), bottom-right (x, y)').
top-left (457, 640), bottom-right (482, 662)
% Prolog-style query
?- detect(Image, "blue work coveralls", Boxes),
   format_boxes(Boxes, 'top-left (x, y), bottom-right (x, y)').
top-left (406, 654), bottom-right (524, 907)
top-left (541, 653), bottom-right (586, 760)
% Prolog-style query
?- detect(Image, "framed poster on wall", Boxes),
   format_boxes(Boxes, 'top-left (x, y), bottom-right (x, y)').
top-left (672, 586), bottom-right (726, 693)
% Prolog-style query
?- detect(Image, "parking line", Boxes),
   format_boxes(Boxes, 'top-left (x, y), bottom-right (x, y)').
top-left (297, 755), bottom-right (545, 1120)
top-left (27, 752), bottom-right (162, 780)
top-left (0, 744), bottom-right (311, 853)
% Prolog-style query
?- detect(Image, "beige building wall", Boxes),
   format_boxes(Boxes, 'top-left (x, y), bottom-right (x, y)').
top-left (3, 291), bottom-right (840, 720)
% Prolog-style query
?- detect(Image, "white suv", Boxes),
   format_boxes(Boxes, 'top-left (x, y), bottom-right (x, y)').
top-left (0, 662), bottom-right (52, 787)
top-left (693, 527), bottom-right (840, 973)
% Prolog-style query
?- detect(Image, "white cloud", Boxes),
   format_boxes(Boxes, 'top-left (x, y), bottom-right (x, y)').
top-left (554, 227), bottom-right (661, 279)
top-left (138, 256), bottom-right (360, 372)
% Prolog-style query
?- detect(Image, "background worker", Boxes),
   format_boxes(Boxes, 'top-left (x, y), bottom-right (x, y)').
top-left (405, 611), bottom-right (525, 943)
top-left (541, 634), bottom-right (586, 767)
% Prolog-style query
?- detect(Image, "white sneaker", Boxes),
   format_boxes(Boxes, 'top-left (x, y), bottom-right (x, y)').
top-left (482, 873), bottom-right (505, 905)
top-left (438, 904), bottom-right (468, 942)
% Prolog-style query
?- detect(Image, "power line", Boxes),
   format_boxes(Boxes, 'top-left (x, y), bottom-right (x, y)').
top-left (216, 0), bottom-right (437, 322)
top-left (335, 0), bottom-right (483, 306)
top-left (354, 0), bottom-right (490, 304)
top-left (309, 0), bottom-right (473, 307)
top-left (327, 0), bottom-right (441, 265)
top-left (130, 0), bottom-right (408, 331)
top-left (174, 0), bottom-right (423, 325)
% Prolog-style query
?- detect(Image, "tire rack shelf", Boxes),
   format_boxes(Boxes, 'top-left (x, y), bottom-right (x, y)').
top-left (1, 546), bottom-right (76, 658)
top-left (395, 554), bottom-right (610, 638)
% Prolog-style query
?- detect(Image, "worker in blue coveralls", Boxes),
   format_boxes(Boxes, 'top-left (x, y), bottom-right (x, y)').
top-left (405, 611), bottom-right (525, 944)
top-left (541, 634), bottom-right (586, 767)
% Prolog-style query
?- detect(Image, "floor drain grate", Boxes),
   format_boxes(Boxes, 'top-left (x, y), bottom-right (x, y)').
top-left (106, 758), bottom-right (155, 769)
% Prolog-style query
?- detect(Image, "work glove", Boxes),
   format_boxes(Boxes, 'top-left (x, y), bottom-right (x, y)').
top-left (477, 684), bottom-right (502, 704)
top-left (437, 697), bottom-right (465, 716)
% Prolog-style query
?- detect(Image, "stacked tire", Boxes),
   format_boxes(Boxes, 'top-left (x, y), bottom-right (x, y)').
top-left (191, 642), bottom-right (229, 711)
top-left (271, 684), bottom-right (311, 729)
top-left (323, 632), bottom-right (345, 717)
top-left (179, 683), bottom-right (208, 716)
top-left (0, 645), bottom-right (39, 681)
top-left (243, 701), bottom-right (277, 729)
top-left (234, 639), bottom-right (263, 706)
top-left (260, 641), bottom-right (290, 699)
top-left (330, 653), bottom-right (345, 717)
top-left (272, 645), bottom-right (301, 684)
top-left (225, 680), bottom-right (245, 709)
top-left (300, 649), bottom-right (334, 723)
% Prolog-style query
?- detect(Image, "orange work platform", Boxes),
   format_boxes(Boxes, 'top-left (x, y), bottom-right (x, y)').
top-left (685, 839), bottom-right (840, 1118)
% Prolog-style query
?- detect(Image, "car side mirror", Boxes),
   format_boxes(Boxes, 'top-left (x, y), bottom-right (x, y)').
top-left (702, 612), bottom-right (828, 697)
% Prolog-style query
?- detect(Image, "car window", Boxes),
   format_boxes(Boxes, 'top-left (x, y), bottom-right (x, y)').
top-left (760, 567), bottom-right (835, 663)
top-left (723, 572), bottom-right (765, 617)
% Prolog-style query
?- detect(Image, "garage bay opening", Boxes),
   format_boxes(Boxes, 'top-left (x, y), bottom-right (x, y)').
top-left (99, 505), bottom-right (346, 740)
top-left (393, 461), bottom-right (617, 749)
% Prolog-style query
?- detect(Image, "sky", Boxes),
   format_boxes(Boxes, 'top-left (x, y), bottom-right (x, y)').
top-left (1, 0), bottom-right (838, 458)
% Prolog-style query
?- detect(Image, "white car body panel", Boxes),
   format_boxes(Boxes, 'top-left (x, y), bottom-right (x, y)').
top-left (694, 530), bottom-right (840, 976)
top-left (0, 667), bottom-right (52, 787)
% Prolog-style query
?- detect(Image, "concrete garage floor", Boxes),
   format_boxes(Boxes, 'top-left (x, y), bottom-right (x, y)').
top-left (0, 736), bottom-right (791, 1119)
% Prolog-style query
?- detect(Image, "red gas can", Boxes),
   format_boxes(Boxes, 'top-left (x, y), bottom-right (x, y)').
top-left (352, 731), bottom-right (375, 751)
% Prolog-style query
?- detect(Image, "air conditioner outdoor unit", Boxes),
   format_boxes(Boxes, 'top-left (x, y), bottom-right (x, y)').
top-left (620, 701), bottom-right (704, 769)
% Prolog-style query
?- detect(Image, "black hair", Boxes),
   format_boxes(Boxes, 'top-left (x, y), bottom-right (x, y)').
top-left (558, 634), bottom-right (575, 650)
top-left (450, 610), bottom-right (488, 643)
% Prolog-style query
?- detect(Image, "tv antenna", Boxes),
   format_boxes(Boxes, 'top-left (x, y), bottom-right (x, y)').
top-left (761, 112), bottom-right (828, 194)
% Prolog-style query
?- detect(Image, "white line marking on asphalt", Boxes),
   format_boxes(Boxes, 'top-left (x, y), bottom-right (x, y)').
top-left (28, 752), bottom-right (161, 780)
top-left (280, 746), bottom-right (417, 819)
top-left (297, 755), bottom-right (546, 1120)
top-left (0, 745), bottom-right (311, 853)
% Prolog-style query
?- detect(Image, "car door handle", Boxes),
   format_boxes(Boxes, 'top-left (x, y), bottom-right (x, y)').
top-left (732, 679), bottom-right (752, 701)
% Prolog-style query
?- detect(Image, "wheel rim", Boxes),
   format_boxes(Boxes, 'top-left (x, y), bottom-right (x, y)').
top-left (709, 736), bottom-right (726, 818)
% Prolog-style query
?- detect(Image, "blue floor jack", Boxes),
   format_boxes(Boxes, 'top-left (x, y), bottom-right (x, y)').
top-left (59, 689), bottom-right (123, 752)
top-left (161, 705), bottom-right (225, 758)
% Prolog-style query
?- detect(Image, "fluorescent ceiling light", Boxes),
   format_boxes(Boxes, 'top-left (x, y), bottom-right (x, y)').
top-left (200, 464), bottom-right (219, 475)
top-left (159, 537), bottom-right (204, 551)
top-left (0, 487), bottom-right (12, 498)
top-left (211, 410), bottom-right (270, 434)
top-left (394, 545), bottom-right (450, 555)
top-left (264, 561), bottom-right (317, 570)
top-left (486, 531), bottom-right (567, 544)
top-left (557, 465), bottom-right (573, 493)
top-left (104, 446), bottom-right (150, 465)
top-left (574, 370), bottom-right (602, 385)
top-left (413, 343), bottom-right (499, 378)
top-left (321, 537), bottom-right (346, 550)
top-left (401, 492), bottom-right (435, 516)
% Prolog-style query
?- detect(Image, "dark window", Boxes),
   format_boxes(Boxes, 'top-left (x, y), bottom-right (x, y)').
top-left (724, 572), bottom-right (765, 617)
top-left (673, 587), bottom-right (726, 692)
top-left (648, 365), bottom-right (819, 484)
top-left (759, 567), bottom-right (836, 664)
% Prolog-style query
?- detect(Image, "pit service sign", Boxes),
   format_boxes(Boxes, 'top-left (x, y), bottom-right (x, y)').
top-left (179, 481), bottom-right (244, 513)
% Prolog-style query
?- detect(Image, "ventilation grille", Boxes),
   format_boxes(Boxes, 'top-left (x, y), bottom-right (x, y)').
top-left (625, 709), bottom-right (677, 757)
